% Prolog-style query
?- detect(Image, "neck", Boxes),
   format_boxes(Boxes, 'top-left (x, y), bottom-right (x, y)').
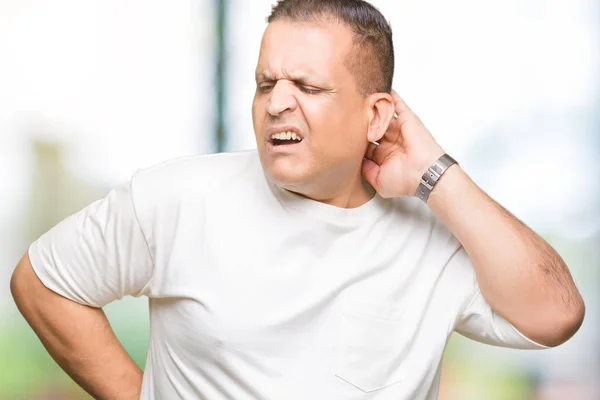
top-left (284, 174), bottom-right (376, 209)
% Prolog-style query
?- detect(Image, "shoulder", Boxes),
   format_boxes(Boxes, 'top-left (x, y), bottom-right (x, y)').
top-left (387, 196), bottom-right (458, 247)
top-left (131, 149), bottom-right (259, 197)
top-left (385, 197), bottom-right (474, 312)
top-left (380, 196), bottom-right (463, 271)
top-left (128, 149), bottom-right (261, 221)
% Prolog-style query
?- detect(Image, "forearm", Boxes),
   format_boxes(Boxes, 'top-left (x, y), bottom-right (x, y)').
top-left (10, 253), bottom-right (143, 400)
top-left (428, 165), bottom-right (584, 346)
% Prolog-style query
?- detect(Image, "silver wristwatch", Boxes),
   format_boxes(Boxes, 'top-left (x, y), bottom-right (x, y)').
top-left (416, 154), bottom-right (458, 203)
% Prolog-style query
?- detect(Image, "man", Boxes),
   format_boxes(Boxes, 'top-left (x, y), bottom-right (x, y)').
top-left (10, 0), bottom-right (584, 399)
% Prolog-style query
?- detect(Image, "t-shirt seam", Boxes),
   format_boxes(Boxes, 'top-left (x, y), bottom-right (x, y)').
top-left (126, 151), bottom-right (258, 296)
top-left (273, 191), bottom-right (387, 223)
top-left (448, 245), bottom-right (480, 328)
top-left (130, 169), bottom-right (157, 296)
top-left (461, 286), bottom-right (482, 318)
top-left (134, 149), bottom-right (257, 177)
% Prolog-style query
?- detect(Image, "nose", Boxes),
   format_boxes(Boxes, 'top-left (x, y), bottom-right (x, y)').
top-left (266, 80), bottom-right (297, 117)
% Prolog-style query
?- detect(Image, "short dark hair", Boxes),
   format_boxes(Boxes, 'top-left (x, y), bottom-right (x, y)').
top-left (267, 0), bottom-right (394, 97)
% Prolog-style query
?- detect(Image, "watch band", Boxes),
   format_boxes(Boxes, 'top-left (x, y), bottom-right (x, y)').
top-left (416, 153), bottom-right (458, 202)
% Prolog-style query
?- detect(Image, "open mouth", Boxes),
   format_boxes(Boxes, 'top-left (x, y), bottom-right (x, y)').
top-left (270, 131), bottom-right (303, 146)
top-left (272, 139), bottom-right (301, 146)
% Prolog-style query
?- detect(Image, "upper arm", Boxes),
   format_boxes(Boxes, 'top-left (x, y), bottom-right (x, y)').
top-left (25, 176), bottom-right (155, 308)
top-left (11, 251), bottom-right (100, 332)
top-left (455, 285), bottom-right (549, 349)
top-left (10, 252), bottom-right (45, 306)
top-left (450, 247), bottom-right (549, 350)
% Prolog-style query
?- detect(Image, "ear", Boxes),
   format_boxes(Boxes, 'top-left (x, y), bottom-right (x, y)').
top-left (365, 93), bottom-right (394, 143)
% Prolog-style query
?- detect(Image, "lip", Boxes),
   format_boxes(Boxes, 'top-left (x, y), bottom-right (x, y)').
top-left (266, 138), bottom-right (306, 154)
top-left (265, 125), bottom-right (305, 143)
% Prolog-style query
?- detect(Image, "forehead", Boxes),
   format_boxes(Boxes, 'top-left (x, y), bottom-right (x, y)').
top-left (256, 20), bottom-right (355, 81)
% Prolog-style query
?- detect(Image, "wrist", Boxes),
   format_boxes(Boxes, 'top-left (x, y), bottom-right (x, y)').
top-left (415, 153), bottom-right (458, 203)
top-left (426, 163), bottom-right (462, 205)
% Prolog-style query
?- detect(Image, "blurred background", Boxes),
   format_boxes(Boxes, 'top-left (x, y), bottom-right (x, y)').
top-left (0, 0), bottom-right (598, 399)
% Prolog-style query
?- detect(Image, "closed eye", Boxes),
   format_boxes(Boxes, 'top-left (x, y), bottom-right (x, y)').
top-left (298, 86), bottom-right (321, 95)
top-left (257, 84), bottom-right (274, 93)
top-left (256, 82), bottom-right (322, 95)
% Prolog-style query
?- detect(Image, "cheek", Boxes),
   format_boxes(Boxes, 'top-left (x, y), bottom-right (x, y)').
top-left (252, 97), bottom-right (265, 134)
top-left (303, 102), bottom-right (341, 140)
top-left (304, 104), bottom-right (366, 155)
top-left (251, 97), bottom-right (260, 122)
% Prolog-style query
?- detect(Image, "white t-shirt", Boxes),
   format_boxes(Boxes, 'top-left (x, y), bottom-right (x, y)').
top-left (29, 149), bottom-right (546, 399)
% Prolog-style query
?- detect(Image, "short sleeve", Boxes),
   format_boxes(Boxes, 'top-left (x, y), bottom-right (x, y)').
top-left (451, 247), bottom-right (549, 350)
top-left (28, 175), bottom-right (154, 308)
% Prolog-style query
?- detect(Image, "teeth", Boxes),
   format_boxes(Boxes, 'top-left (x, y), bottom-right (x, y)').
top-left (270, 131), bottom-right (302, 141)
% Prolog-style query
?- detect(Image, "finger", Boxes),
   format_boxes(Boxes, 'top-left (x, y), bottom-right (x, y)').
top-left (361, 158), bottom-right (380, 190)
top-left (370, 142), bottom-right (392, 166)
top-left (366, 142), bottom-right (390, 167)
top-left (387, 116), bottom-right (401, 130)
top-left (365, 142), bottom-right (378, 160)
top-left (391, 89), bottom-right (411, 115)
top-left (381, 118), bottom-right (402, 144)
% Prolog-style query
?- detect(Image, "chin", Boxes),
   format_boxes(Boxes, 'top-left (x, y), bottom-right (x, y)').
top-left (267, 167), bottom-right (304, 187)
top-left (263, 161), bottom-right (308, 189)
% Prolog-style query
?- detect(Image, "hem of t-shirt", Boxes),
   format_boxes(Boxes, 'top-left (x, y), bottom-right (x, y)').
top-left (28, 240), bottom-right (72, 302)
top-left (510, 323), bottom-right (551, 349)
top-left (28, 240), bottom-right (105, 308)
top-left (465, 286), bottom-right (551, 350)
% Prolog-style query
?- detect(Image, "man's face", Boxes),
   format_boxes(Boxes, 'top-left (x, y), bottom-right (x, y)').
top-left (252, 20), bottom-right (370, 195)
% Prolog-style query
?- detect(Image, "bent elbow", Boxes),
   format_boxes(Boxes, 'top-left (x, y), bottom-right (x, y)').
top-left (560, 297), bottom-right (585, 343)
top-left (535, 297), bottom-right (586, 348)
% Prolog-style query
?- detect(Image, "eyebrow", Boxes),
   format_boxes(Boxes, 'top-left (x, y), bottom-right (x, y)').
top-left (255, 71), bottom-right (326, 87)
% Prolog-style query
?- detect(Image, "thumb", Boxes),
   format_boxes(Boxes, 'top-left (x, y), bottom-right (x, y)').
top-left (361, 158), bottom-right (380, 190)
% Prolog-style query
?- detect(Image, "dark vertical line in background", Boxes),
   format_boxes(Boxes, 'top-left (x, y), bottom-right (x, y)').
top-left (215, 0), bottom-right (227, 153)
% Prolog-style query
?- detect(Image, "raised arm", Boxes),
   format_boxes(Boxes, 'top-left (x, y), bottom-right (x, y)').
top-left (427, 165), bottom-right (584, 347)
top-left (362, 89), bottom-right (584, 347)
